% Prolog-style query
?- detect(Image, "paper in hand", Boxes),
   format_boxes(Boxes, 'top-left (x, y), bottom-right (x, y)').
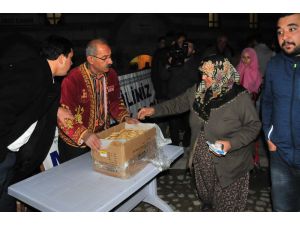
top-left (206, 141), bottom-right (227, 156)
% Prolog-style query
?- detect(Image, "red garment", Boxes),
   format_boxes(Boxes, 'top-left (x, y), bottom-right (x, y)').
top-left (58, 63), bottom-right (129, 147)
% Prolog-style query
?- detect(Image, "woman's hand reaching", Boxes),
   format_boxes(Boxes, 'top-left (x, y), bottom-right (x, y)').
top-left (137, 107), bottom-right (155, 120)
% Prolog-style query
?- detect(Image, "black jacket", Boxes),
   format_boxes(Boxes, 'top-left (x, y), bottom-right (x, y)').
top-left (151, 47), bottom-right (169, 100)
top-left (160, 55), bottom-right (201, 99)
top-left (0, 57), bottom-right (59, 182)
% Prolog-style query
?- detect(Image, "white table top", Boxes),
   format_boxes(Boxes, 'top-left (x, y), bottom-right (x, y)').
top-left (8, 145), bottom-right (183, 212)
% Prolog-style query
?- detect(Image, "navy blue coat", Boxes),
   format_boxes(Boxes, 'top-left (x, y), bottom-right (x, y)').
top-left (262, 52), bottom-right (300, 168)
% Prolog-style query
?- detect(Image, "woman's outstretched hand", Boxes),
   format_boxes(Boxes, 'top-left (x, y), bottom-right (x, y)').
top-left (137, 107), bottom-right (155, 120)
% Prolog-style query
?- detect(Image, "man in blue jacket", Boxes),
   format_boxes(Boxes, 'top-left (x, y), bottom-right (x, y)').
top-left (262, 13), bottom-right (300, 211)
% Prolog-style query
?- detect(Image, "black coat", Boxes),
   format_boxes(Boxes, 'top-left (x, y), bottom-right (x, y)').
top-left (0, 57), bottom-right (60, 182)
top-left (161, 56), bottom-right (201, 99)
top-left (151, 47), bottom-right (169, 100)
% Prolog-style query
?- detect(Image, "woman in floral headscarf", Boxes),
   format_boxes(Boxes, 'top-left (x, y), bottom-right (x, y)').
top-left (138, 55), bottom-right (261, 211)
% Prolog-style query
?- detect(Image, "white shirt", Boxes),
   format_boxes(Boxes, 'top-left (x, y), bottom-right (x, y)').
top-left (7, 121), bottom-right (37, 152)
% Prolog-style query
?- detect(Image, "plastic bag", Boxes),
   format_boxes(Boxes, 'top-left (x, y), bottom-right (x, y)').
top-left (129, 123), bottom-right (172, 171)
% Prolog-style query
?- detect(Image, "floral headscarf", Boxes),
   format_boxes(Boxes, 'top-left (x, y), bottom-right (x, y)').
top-left (193, 55), bottom-right (243, 121)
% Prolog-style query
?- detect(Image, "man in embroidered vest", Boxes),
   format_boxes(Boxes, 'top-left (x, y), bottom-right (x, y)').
top-left (58, 38), bottom-right (138, 162)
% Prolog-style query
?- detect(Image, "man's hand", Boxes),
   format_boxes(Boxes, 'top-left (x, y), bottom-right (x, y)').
top-left (125, 117), bottom-right (140, 124)
top-left (57, 107), bottom-right (74, 127)
top-left (137, 107), bottom-right (155, 120)
top-left (267, 140), bottom-right (277, 152)
top-left (82, 132), bottom-right (101, 151)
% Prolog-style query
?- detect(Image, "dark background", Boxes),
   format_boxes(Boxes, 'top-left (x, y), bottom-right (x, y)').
top-left (0, 13), bottom-right (280, 74)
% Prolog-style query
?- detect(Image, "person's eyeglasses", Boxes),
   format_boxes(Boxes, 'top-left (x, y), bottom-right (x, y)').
top-left (90, 55), bottom-right (112, 61)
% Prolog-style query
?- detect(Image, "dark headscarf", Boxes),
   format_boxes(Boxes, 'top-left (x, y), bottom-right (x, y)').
top-left (193, 55), bottom-right (244, 121)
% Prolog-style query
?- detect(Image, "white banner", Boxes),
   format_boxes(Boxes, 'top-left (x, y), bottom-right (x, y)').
top-left (119, 69), bottom-right (155, 117)
top-left (43, 69), bottom-right (155, 170)
top-left (42, 129), bottom-right (60, 170)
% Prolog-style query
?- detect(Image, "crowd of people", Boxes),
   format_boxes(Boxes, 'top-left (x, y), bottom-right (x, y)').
top-left (0, 13), bottom-right (300, 212)
top-left (146, 13), bottom-right (300, 212)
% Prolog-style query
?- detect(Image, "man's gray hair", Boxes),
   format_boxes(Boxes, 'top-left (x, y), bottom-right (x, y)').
top-left (86, 38), bottom-right (109, 57)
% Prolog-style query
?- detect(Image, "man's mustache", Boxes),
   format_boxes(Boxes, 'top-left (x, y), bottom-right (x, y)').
top-left (282, 40), bottom-right (296, 47)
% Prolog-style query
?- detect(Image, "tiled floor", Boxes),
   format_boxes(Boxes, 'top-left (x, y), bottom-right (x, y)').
top-left (132, 168), bottom-right (272, 212)
top-left (132, 137), bottom-right (272, 212)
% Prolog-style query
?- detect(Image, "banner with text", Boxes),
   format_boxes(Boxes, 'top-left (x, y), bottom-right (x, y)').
top-left (119, 69), bottom-right (155, 117)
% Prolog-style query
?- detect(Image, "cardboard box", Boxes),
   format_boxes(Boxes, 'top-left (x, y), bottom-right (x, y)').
top-left (91, 123), bottom-right (156, 179)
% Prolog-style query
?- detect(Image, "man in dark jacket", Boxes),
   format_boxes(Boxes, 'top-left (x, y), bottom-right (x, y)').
top-left (160, 40), bottom-right (200, 147)
top-left (151, 36), bottom-right (169, 102)
top-left (262, 13), bottom-right (300, 212)
top-left (0, 35), bottom-right (74, 211)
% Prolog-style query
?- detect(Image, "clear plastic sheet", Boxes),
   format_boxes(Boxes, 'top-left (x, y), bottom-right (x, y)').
top-left (141, 124), bottom-right (172, 171)
top-left (125, 123), bottom-right (172, 171)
